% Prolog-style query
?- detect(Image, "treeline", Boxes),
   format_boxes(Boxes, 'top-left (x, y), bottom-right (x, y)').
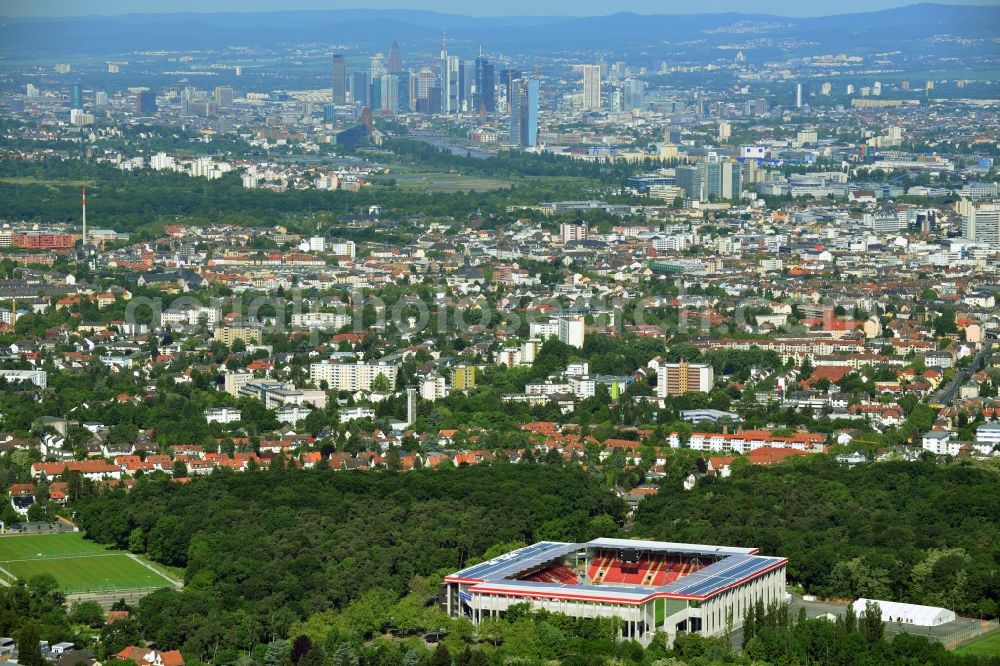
top-left (7, 575), bottom-right (998, 666)
top-left (380, 138), bottom-right (655, 180)
top-left (0, 157), bottom-right (607, 235)
top-left (72, 463), bottom-right (625, 632)
top-left (632, 456), bottom-right (1000, 618)
top-left (11, 458), bottom-right (1000, 665)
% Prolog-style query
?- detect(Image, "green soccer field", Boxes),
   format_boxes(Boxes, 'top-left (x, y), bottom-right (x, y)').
top-left (0, 533), bottom-right (176, 593)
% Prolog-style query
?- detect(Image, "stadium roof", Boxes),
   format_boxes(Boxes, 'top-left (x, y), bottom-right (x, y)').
top-left (450, 542), bottom-right (579, 582)
top-left (588, 538), bottom-right (756, 557)
top-left (446, 538), bottom-right (786, 603)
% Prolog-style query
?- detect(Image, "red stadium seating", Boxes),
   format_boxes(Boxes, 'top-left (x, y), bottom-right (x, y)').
top-left (587, 553), bottom-right (708, 587)
top-left (522, 563), bottom-right (580, 585)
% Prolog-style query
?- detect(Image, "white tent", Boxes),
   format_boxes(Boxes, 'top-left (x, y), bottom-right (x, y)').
top-left (852, 598), bottom-right (956, 627)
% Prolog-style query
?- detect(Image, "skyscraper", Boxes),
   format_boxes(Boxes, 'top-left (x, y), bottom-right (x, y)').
top-left (439, 33), bottom-right (450, 111)
top-left (331, 54), bottom-right (347, 104)
top-left (214, 85), bottom-right (234, 108)
top-left (415, 68), bottom-right (435, 106)
top-left (525, 79), bottom-right (538, 146)
top-left (474, 55), bottom-right (495, 113)
top-left (135, 91), bottom-right (157, 114)
top-left (675, 165), bottom-right (704, 202)
top-left (582, 65), bottom-right (601, 111)
top-left (369, 79), bottom-right (382, 114)
top-left (499, 69), bottom-right (521, 113)
top-left (397, 72), bottom-right (413, 114)
top-left (459, 60), bottom-right (476, 112)
top-left (388, 41), bottom-right (402, 74)
top-left (444, 55), bottom-right (460, 113)
top-left (963, 201), bottom-right (1000, 246)
top-left (705, 158), bottom-right (741, 200)
top-left (370, 53), bottom-right (386, 80)
top-left (427, 86), bottom-right (443, 115)
top-left (70, 82), bottom-right (83, 109)
top-left (351, 71), bottom-right (370, 106)
top-left (623, 79), bottom-right (645, 112)
top-left (795, 83), bottom-right (803, 108)
top-left (378, 74), bottom-right (399, 115)
top-left (510, 77), bottom-right (538, 147)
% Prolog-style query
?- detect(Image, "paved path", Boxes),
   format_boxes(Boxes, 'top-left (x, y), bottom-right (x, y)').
top-left (126, 553), bottom-right (183, 588)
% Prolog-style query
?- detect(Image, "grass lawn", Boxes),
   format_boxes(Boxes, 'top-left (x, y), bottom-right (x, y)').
top-left (0, 532), bottom-right (176, 593)
top-left (955, 631), bottom-right (1000, 657)
top-left (0, 177), bottom-right (94, 188)
top-left (378, 173), bottom-right (513, 193)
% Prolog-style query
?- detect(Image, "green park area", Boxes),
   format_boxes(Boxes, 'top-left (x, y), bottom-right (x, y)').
top-left (0, 532), bottom-right (177, 593)
top-left (955, 632), bottom-right (1000, 657)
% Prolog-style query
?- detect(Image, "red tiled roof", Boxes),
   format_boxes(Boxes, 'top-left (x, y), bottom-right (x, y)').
top-left (115, 647), bottom-right (185, 666)
top-left (747, 447), bottom-right (810, 465)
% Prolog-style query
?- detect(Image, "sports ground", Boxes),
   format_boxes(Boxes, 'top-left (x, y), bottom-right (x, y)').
top-left (955, 631), bottom-right (1000, 657)
top-left (0, 532), bottom-right (178, 594)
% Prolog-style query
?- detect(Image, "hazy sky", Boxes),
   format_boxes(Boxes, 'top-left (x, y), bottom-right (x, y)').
top-left (3, 0), bottom-right (998, 17)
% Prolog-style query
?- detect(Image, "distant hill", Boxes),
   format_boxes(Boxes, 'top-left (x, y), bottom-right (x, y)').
top-left (1, 4), bottom-right (996, 57)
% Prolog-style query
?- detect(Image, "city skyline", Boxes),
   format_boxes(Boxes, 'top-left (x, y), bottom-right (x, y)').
top-left (0, 0), bottom-right (998, 662)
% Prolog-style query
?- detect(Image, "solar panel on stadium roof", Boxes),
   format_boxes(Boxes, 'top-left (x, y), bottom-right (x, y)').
top-left (664, 556), bottom-right (781, 596)
top-left (453, 542), bottom-right (579, 580)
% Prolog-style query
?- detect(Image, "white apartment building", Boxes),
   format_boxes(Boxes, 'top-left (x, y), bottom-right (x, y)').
top-left (339, 406), bottom-right (376, 422)
top-left (150, 152), bottom-right (177, 171)
top-left (205, 407), bottom-right (242, 424)
top-left (560, 220), bottom-right (589, 244)
top-left (526, 382), bottom-right (573, 396)
top-left (420, 375), bottom-right (447, 401)
top-left (0, 369), bottom-right (47, 389)
top-left (921, 431), bottom-right (961, 456)
top-left (963, 201), bottom-right (1000, 246)
top-left (684, 431), bottom-right (826, 454)
top-left (976, 422), bottom-right (1000, 450)
top-left (569, 376), bottom-right (596, 399)
top-left (309, 361), bottom-right (398, 392)
top-left (328, 241), bottom-right (357, 258)
top-left (496, 347), bottom-right (522, 367)
top-left (290, 312), bottom-right (351, 329)
top-left (529, 316), bottom-right (585, 349)
top-left (160, 306), bottom-right (222, 328)
top-left (656, 362), bottom-right (713, 398)
top-left (276, 405), bottom-right (313, 426)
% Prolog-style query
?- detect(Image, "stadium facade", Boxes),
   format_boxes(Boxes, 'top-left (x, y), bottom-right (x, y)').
top-left (443, 538), bottom-right (786, 645)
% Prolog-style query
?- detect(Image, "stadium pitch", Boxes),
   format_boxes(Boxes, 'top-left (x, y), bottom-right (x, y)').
top-left (0, 532), bottom-right (177, 594)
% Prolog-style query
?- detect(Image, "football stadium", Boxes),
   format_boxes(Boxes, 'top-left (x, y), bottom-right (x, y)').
top-left (443, 538), bottom-right (787, 645)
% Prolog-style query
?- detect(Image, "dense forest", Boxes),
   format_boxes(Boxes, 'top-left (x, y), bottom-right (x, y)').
top-left (73, 462), bottom-right (625, 630)
top-left (633, 456), bottom-right (1000, 618)
top-left (3, 459), bottom-right (997, 665)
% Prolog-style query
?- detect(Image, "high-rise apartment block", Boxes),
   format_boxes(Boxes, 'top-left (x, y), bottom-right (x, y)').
top-left (656, 362), bottom-right (714, 397)
top-left (309, 361), bottom-right (398, 392)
